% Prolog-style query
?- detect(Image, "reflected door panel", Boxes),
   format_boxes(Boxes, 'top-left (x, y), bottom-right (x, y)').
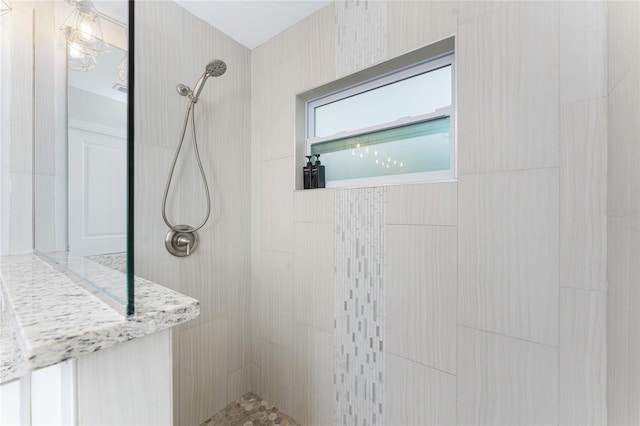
top-left (68, 124), bottom-right (126, 256)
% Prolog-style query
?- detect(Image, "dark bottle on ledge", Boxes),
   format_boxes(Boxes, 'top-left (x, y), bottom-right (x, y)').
top-left (303, 155), bottom-right (313, 189)
top-left (311, 154), bottom-right (326, 188)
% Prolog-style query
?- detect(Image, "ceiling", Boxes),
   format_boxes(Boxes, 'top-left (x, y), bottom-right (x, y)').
top-left (174, 0), bottom-right (332, 49)
top-left (68, 0), bottom-right (330, 102)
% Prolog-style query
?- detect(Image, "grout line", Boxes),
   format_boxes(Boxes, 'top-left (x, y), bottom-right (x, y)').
top-left (385, 351), bottom-right (456, 377)
top-left (559, 285), bottom-right (607, 294)
top-left (457, 324), bottom-right (559, 350)
top-left (385, 223), bottom-right (457, 228)
top-left (458, 165), bottom-right (559, 178)
top-left (556, 6), bottom-right (562, 422)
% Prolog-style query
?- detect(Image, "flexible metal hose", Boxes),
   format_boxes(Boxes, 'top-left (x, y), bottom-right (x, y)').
top-left (161, 101), bottom-right (211, 233)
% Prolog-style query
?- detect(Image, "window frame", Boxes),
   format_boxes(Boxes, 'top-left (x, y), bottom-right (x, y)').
top-left (305, 52), bottom-right (456, 187)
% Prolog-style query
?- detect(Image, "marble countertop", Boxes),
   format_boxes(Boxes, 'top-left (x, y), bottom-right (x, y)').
top-left (0, 253), bottom-right (199, 384)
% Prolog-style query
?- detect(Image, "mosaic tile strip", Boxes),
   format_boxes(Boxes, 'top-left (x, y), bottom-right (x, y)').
top-left (335, 0), bottom-right (387, 78)
top-left (335, 187), bottom-right (386, 426)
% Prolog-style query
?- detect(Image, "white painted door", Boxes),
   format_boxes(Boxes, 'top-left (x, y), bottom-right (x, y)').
top-left (68, 122), bottom-right (127, 256)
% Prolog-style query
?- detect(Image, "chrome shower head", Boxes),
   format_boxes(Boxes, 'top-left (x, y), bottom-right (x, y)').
top-left (178, 59), bottom-right (227, 103)
top-left (205, 59), bottom-right (227, 77)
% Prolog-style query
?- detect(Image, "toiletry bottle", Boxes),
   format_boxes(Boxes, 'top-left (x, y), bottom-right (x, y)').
top-left (311, 154), bottom-right (326, 188)
top-left (303, 156), bottom-right (313, 189)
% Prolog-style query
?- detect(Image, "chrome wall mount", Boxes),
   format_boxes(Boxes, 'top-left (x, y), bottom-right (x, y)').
top-left (165, 225), bottom-right (199, 257)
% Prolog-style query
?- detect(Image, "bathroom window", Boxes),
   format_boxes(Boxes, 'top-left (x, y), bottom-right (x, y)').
top-left (306, 52), bottom-right (455, 187)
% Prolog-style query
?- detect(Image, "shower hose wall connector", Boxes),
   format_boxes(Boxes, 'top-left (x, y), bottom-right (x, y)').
top-left (162, 59), bottom-right (227, 257)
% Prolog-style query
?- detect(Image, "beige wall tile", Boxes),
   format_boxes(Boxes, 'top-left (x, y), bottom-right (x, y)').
top-left (293, 222), bottom-right (335, 333)
top-left (257, 340), bottom-right (294, 415)
top-left (8, 4), bottom-right (34, 174)
top-left (608, 0), bottom-right (640, 94)
top-left (386, 182), bottom-right (457, 226)
top-left (134, 144), bottom-right (180, 266)
top-left (293, 189), bottom-right (335, 224)
top-left (260, 157), bottom-right (295, 252)
top-left (560, 98), bottom-right (607, 291)
top-left (607, 221), bottom-right (640, 425)
top-left (559, 287), bottom-right (607, 425)
top-left (454, 1), bottom-right (510, 26)
top-left (135, 261), bottom-right (181, 295)
top-left (607, 29), bottom-right (640, 421)
top-left (178, 249), bottom-right (228, 329)
top-left (261, 250), bottom-right (295, 350)
top-left (8, 174), bottom-right (33, 255)
top-left (386, 353), bottom-right (456, 426)
top-left (608, 65), bottom-right (640, 215)
top-left (250, 363), bottom-right (261, 396)
top-left (292, 324), bottom-right (334, 426)
top-left (251, 90), bottom-right (296, 162)
top-left (628, 230), bottom-right (640, 426)
top-left (251, 5), bottom-right (335, 162)
top-left (250, 337), bottom-right (265, 392)
top-left (251, 278), bottom-right (270, 355)
top-left (457, 2), bottom-right (559, 174)
top-left (33, 175), bottom-right (56, 252)
top-left (33, 1), bottom-right (58, 178)
top-left (387, 1), bottom-right (458, 58)
top-left (252, 4), bottom-right (335, 96)
top-left (177, 318), bottom-right (228, 425)
top-left (227, 311), bottom-right (251, 377)
top-left (291, 5), bottom-right (336, 91)
top-left (559, 1), bottom-right (607, 103)
top-left (228, 364), bottom-right (252, 404)
top-left (457, 326), bottom-right (558, 425)
top-left (458, 168), bottom-right (559, 346)
top-left (387, 225), bottom-right (457, 373)
top-left (251, 191), bottom-right (262, 278)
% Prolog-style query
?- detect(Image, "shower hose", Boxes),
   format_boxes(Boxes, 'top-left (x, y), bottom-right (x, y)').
top-left (161, 101), bottom-right (211, 233)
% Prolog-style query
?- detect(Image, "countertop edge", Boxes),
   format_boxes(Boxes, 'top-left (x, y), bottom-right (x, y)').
top-left (0, 254), bottom-right (200, 384)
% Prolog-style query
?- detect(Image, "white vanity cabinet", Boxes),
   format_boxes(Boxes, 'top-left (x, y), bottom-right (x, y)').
top-left (1, 329), bottom-right (173, 426)
top-left (0, 255), bottom-right (198, 426)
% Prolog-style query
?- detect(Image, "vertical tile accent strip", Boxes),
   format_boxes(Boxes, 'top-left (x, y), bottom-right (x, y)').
top-left (335, 0), bottom-right (387, 78)
top-left (335, 187), bottom-right (386, 426)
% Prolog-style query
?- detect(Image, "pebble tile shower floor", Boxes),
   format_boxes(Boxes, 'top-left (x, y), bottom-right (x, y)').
top-left (202, 392), bottom-right (299, 426)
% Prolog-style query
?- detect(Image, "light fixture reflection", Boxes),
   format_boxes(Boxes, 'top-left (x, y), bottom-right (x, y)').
top-left (61, 0), bottom-right (108, 71)
top-left (117, 53), bottom-right (127, 82)
top-left (0, 0), bottom-right (11, 17)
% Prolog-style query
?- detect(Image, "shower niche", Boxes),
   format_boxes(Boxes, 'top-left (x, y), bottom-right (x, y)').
top-left (32, 0), bottom-right (133, 315)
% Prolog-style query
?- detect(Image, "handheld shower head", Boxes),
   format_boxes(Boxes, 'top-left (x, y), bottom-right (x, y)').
top-left (206, 59), bottom-right (227, 77)
top-left (189, 59), bottom-right (227, 103)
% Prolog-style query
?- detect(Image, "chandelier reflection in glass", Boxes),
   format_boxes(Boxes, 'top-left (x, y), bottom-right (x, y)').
top-left (60, 0), bottom-right (109, 71)
top-left (0, 0), bottom-right (11, 17)
top-left (117, 53), bottom-right (127, 82)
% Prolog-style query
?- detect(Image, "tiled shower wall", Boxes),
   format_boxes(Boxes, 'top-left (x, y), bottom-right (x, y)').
top-left (607, 1), bottom-right (640, 424)
top-left (251, 1), bottom-right (608, 424)
top-left (134, 2), bottom-right (252, 425)
top-left (1, 1), bottom-right (68, 256)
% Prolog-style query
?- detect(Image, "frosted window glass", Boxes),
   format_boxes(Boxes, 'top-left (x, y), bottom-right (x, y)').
top-left (311, 117), bottom-right (450, 182)
top-left (314, 65), bottom-right (451, 138)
